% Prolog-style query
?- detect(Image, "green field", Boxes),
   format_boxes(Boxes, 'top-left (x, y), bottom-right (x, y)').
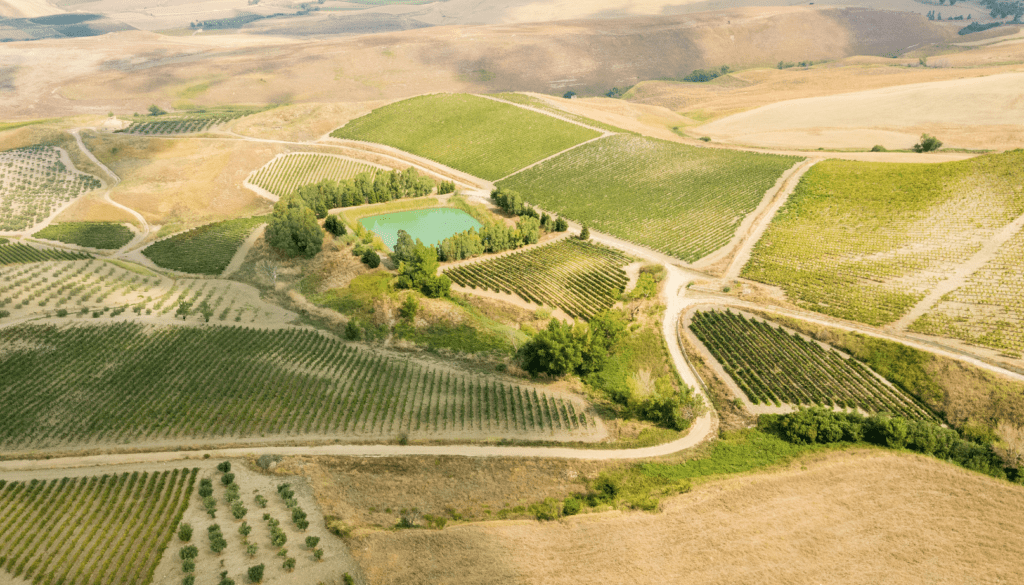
top-left (690, 310), bottom-right (938, 421)
top-left (0, 146), bottom-right (103, 231)
top-left (912, 228), bottom-right (1024, 356)
top-left (445, 239), bottom-right (632, 320)
top-left (330, 94), bottom-right (601, 181)
top-left (249, 153), bottom-right (378, 198)
top-left (498, 135), bottom-right (799, 262)
top-left (143, 216), bottom-right (267, 275)
top-left (742, 152), bottom-right (1024, 326)
top-left (34, 222), bottom-right (134, 250)
top-left (0, 468), bottom-right (196, 585)
top-left (0, 242), bottom-right (91, 265)
top-left (491, 93), bottom-right (626, 133)
top-left (0, 323), bottom-right (593, 450)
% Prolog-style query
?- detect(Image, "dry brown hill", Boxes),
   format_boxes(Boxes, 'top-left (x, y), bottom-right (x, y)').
top-left (352, 451), bottom-right (1024, 585)
top-left (0, 6), bottom-right (951, 119)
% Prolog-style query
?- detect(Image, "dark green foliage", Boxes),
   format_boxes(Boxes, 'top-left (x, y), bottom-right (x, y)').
top-left (344, 319), bottom-right (363, 340)
top-left (221, 472), bottom-right (235, 485)
top-left (0, 243), bottom-right (91, 265)
top-left (579, 224), bottom-right (589, 240)
top-left (283, 557), bottom-right (296, 571)
top-left (232, 500), bottom-right (248, 519)
top-left (143, 216), bottom-right (267, 274)
top-left (182, 559), bottom-right (195, 573)
top-left (198, 478), bottom-right (213, 498)
top-left (520, 318), bottom-right (588, 377)
top-left (361, 248), bottom-right (380, 268)
top-left (563, 90), bottom-right (577, 99)
top-left (34, 222), bottom-right (134, 250)
top-left (399, 295), bottom-right (419, 321)
top-left (554, 217), bottom-right (569, 232)
top-left (240, 521), bottom-right (252, 537)
top-left (437, 179), bottom-right (457, 194)
top-left (437, 212), bottom-right (542, 262)
top-left (871, 144), bottom-right (887, 152)
top-left (305, 536), bottom-right (320, 549)
top-left (208, 524), bottom-right (228, 553)
top-left (203, 496), bottom-right (217, 517)
top-left (683, 65), bottom-right (730, 82)
top-left (914, 133), bottom-right (943, 153)
top-left (324, 214), bottom-right (347, 237)
top-left (960, 21), bottom-right (1001, 34)
top-left (148, 104), bottom-right (166, 116)
top-left (219, 571), bottom-right (236, 585)
top-left (180, 545), bottom-right (199, 560)
top-left (761, 408), bottom-right (1012, 480)
top-left (266, 195), bottom-right (324, 258)
top-left (294, 169), bottom-right (433, 218)
top-left (217, 461), bottom-right (231, 473)
top-left (183, 576), bottom-right (195, 585)
top-left (178, 523), bottom-right (193, 542)
top-left (313, 548), bottom-right (324, 561)
top-left (255, 495), bottom-right (268, 508)
top-left (562, 497), bottom-right (581, 516)
top-left (248, 564), bottom-right (265, 583)
top-left (396, 240), bottom-right (451, 298)
top-left (344, 574), bottom-right (355, 585)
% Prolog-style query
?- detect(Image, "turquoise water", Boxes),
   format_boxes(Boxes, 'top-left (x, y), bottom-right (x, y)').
top-left (359, 207), bottom-right (483, 250)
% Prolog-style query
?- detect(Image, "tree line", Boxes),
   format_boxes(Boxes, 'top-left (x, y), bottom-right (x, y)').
top-left (294, 168), bottom-right (434, 219)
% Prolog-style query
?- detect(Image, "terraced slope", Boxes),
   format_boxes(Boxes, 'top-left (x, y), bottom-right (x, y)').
top-left (690, 310), bottom-right (938, 421)
top-left (0, 324), bottom-right (595, 450)
top-left (330, 94), bottom-right (601, 181)
top-left (742, 152), bottom-right (1024, 326)
top-left (445, 239), bottom-right (631, 320)
top-left (498, 135), bottom-right (799, 262)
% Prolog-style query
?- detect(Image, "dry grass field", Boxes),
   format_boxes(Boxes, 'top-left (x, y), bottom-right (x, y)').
top-left (80, 133), bottom-right (280, 235)
top-left (351, 451), bottom-right (1024, 585)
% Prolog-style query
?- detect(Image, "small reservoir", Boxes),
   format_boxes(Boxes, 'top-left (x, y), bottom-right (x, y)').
top-left (359, 207), bottom-right (482, 250)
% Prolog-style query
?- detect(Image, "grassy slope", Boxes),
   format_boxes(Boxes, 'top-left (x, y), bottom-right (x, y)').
top-left (351, 448), bottom-right (1024, 585)
top-left (499, 135), bottom-right (799, 262)
top-left (330, 94), bottom-right (601, 181)
top-left (742, 151), bottom-right (1024, 326)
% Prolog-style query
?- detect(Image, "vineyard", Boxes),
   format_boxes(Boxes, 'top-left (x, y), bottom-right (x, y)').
top-left (118, 107), bottom-right (260, 135)
top-left (0, 468), bottom-right (196, 585)
top-left (143, 216), bottom-right (267, 274)
top-left (689, 310), bottom-right (939, 421)
top-left (742, 152), bottom-right (1024, 326)
top-left (0, 146), bottom-right (103, 232)
top-left (444, 239), bottom-right (632, 320)
top-left (497, 135), bottom-right (800, 262)
top-left (0, 259), bottom-right (293, 323)
top-left (249, 153), bottom-right (379, 198)
top-left (911, 228), bottom-right (1024, 356)
top-left (0, 323), bottom-right (597, 450)
top-left (34, 221), bottom-right (134, 250)
top-left (0, 242), bottom-right (91, 264)
top-left (491, 93), bottom-right (625, 133)
top-left (330, 93), bottom-right (601, 181)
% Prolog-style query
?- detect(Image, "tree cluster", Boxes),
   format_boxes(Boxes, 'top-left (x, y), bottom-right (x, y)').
top-left (393, 230), bottom-right (452, 298)
top-left (761, 408), bottom-right (1016, 480)
top-left (266, 194), bottom-right (324, 258)
top-left (913, 133), bottom-right (943, 153)
top-left (683, 65), bottom-right (731, 82)
top-left (437, 215), bottom-right (542, 262)
top-left (294, 168), bottom-right (434, 218)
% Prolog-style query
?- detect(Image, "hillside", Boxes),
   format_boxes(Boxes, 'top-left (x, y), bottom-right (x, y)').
top-left (351, 451), bottom-right (1024, 585)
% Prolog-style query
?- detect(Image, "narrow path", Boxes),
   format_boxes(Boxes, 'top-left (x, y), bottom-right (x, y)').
top-left (221, 224), bottom-right (266, 278)
top-left (890, 211), bottom-right (1024, 331)
top-left (718, 158), bottom-right (819, 280)
top-left (496, 132), bottom-right (611, 182)
top-left (479, 93), bottom-right (615, 135)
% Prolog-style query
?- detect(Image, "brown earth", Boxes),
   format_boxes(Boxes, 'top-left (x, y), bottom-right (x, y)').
top-left (350, 450), bottom-right (1024, 585)
top-left (0, 7), bottom-right (951, 119)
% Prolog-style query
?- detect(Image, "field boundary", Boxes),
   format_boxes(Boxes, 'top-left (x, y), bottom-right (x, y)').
top-left (242, 151), bottom-right (392, 202)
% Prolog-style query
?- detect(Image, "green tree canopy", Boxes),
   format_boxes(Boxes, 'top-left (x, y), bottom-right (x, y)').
top-left (266, 194), bottom-right (324, 258)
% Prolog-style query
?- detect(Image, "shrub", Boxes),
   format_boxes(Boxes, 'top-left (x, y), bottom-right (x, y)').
top-left (248, 564), bottom-right (265, 583)
top-left (344, 574), bottom-right (355, 585)
top-left (203, 496), bottom-right (217, 517)
top-left (313, 548), bottom-right (324, 561)
top-left (305, 536), bottom-right (320, 549)
top-left (699, 136), bottom-right (711, 142)
top-left (218, 571), bottom-right (235, 585)
top-left (182, 559), bottom-right (195, 573)
top-left (180, 545), bottom-right (199, 560)
top-left (324, 214), bottom-right (347, 237)
top-left (871, 144), bottom-right (887, 152)
top-left (182, 577), bottom-right (195, 585)
top-left (56, 308), bottom-right (68, 317)
top-left (199, 479), bottom-right (213, 498)
top-left (232, 501), bottom-right (248, 519)
top-left (562, 497), bottom-right (582, 516)
top-left (361, 248), bottom-right (380, 268)
top-left (913, 133), bottom-right (943, 153)
top-left (579, 225), bottom-right (590, 240)
top-left (247, 543), bottom-right (258, 557)
top-left (283, 557), bottom-right (296, 572)
top-left (217, 461), bottom-right (231, 473)
top-left (222, 472), bottom-right (235, 485)
top-left (266, 194), bottom-right (324, 258)
top-left (178, 523), bottom-right (193, 542)
top-left (255, 494), bottom-right (268, 508)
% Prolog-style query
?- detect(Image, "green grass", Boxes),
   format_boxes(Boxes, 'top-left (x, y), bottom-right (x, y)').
top-left (0, 243), bottom-right (91, 265)
top-left (742, 151), bottom-right (1024, 326)
top-left (0, 469), bottom-right (197, 585)
top-left (445, 239), bottom-right (632, 320)
top-left (0, 323), bottom-right (589, 449)
top-left (142, 216), bottom-right (267, 275)
top-left (689, 309), bottom-right (938, 421)
top-left (34, 222), bottom-right (134, 250)
top-left (498, 135), bottom-right (800, 262)
top-left (330, 94), bottom-right (601, 181)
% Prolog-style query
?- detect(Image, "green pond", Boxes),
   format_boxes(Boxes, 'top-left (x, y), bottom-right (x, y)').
top-left (359, 207), bottom-right (482, 250)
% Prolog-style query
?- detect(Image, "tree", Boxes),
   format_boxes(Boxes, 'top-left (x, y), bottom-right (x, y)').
top-left (555, 216), bottom-right (569, 232)
top-left (579, 224), bottom-right (590, 240)
top-left (178, 523), bottom-right (193, 542)
top-left (519, 319), bottom-right (587, 377)
top-left (324, 214), bottom-right (347, 237)
top-left (222, 472), bottom-right (235, 485)
top-left (282, 557), bottom-right (296, 572)
top-left (913, 133), bottom-right (943, 153)
top-left (232, 501), bottom-right (248, 519)
top-left (217, 460), bottom-right (231, 473)
top-left (182, 559), bottom-right (196, 573)
top-left (563, 90), bottom-right (577, 99)
top-left (391, 229), bottom-right (416, 264)
top-left (361, 248), bottom-right (380, 268)
top-left (239, 521), bottom-right (252, 538)
top-left (180, 545), bottom-right (199, 560)
top-left (148, 104), bottom-right (166, 116)
top-left (199, 300), bottom-right (214, 323)
top-left (266, 194), bottom-right (324, 258)
top-left (399, 295), bottom-right (419, 321)
top-left (247, 564), bottom-right (265, 583)
top-left (247, 543), bottom-right (258, 557)
top-left (306, 535), bottom-right (320, 549)
top-left (396, 240), bottom-right (451, 298)
top-left (313, 548), bottom-right (324, 561)
top-left (176, 300), bottom-right (192, 320)
top-left (518, 216), bottom-right (541, 245)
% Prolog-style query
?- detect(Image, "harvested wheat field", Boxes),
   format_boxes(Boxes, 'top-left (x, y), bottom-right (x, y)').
top-left (353, 452), bottom-right (1024, 585)
top-left (696, 72), bottom-right (1024, 150)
